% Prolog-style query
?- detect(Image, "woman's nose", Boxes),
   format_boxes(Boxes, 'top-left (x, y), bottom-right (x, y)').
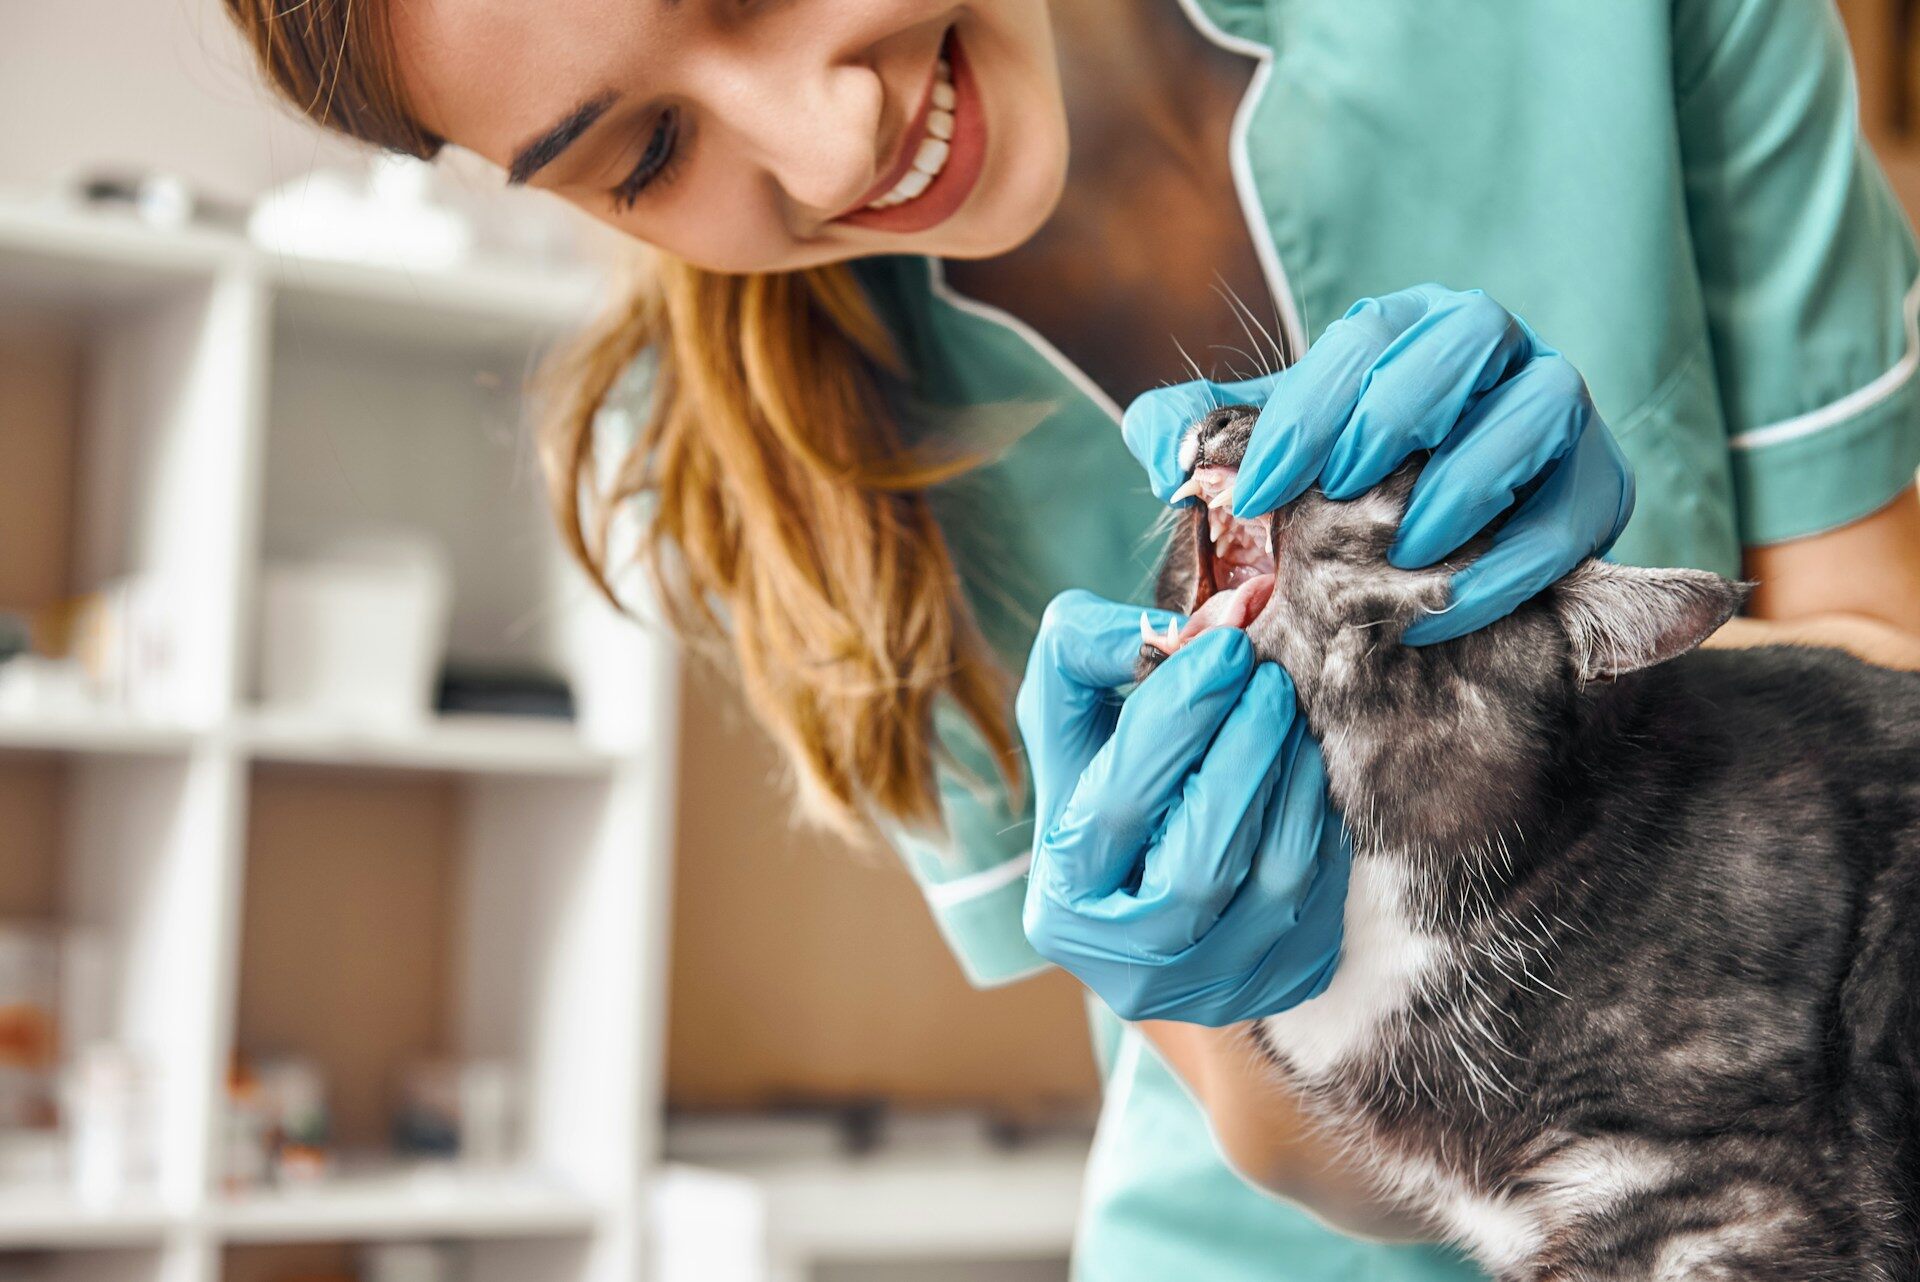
top-left (700, 38), bottom-right (887, 218)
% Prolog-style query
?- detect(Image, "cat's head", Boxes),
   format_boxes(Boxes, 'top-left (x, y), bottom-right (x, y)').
top-left (1141, 404), bottom-right (1748, 849)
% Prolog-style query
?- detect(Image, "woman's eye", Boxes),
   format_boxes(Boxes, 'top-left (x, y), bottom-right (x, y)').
top-left (611, 108), bottom-right (682, 210)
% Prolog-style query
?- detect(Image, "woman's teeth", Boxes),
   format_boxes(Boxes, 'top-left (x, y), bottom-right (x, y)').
top-left (866, 59), bottom-right (956, 211)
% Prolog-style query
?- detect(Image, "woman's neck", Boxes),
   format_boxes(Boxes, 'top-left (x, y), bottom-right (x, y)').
top-left (943, 0), bottom-right (1280, 408)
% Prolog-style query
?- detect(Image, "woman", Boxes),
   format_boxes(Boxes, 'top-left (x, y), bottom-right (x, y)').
top-left (223, 1), bottom-right (1920, 1277)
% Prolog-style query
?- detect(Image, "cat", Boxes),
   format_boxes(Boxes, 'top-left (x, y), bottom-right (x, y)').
top-left (1139, 404), bottom-right (1920, 1281)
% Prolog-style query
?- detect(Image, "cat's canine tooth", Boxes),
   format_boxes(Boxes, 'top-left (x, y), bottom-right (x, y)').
top-left (1209, 484), bottom-right (1235, 511)
top-left (1165, 620), bottom-right (1181, 647)
top-left (1207, 508), bottom-right (1224, 541)
top-left (1170, 476), bottom-right (1203, 505)
top-left (1140, 613), bottom-right (1156, 645)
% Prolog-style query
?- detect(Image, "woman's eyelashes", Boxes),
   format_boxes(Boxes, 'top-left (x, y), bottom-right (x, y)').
top-left (611, 108), bottom-right (684, 211)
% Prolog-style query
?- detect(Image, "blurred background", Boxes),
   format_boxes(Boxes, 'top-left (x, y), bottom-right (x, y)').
top-left (1, 3), bottom-right (1917, 1282)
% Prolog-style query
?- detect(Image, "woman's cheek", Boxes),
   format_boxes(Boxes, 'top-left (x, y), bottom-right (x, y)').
top-left (606, 170), bottom-right (812, 275)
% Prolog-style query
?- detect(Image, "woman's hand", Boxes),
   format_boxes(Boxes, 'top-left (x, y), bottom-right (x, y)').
top-left (1124, 283), bottom-right (1636, 643)
top-left (1017, 591), bottom-right (1348, 1026)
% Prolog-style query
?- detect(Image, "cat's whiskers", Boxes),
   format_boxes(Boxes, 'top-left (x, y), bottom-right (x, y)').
top-left (1212, 275), bottom-right (1289, 374)
top-left (1170, 338), bottom-right (1217, 406)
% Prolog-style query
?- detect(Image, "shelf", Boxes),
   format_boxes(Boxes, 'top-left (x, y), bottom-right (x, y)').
top-left (0, 712), bottom-right (201, 758)
top-left (240, 713), bottom-right (626, 777)
top-left (0, 169), bottom-right (669, 1282)
top-left (0, 194), bottom-right (603, 344)
top-left (0, 196), bottom-right (239, 314)
top-left (0, 1188), bottom-right (171, 1249)
top-left (653, 1142), bottom-right (1089, 1266)
top-left (267, 253), bottom-right (600, 355)
top-left (211, 1169), bottom-right (601, 1243)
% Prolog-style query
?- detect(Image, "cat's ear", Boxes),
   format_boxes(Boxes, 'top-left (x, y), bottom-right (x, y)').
top-left (1551, 561), bottom-right (1751, 682)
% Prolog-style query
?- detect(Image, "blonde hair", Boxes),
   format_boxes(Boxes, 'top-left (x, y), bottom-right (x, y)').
top-left (221, 0), bottom-right (1019, 830)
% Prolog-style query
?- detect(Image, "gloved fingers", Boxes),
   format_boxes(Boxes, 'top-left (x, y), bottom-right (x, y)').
top-left (1387, 351), bottom-right (1590, 569)
top-left (1016, 590), bottom-right (1182, 828)
top-left (1039, 628), bottom-right (1254, 900)
top-left (1122, 372), bottom-right (1282, 501)
top-left (1229, 314), bottom-right (1403, 519)
top-left (1400, 420), bottom-right (1636, 646)
top-left (1101, 663), bottom-right (1298, 956)
top-left (1231, 284), bottom-right (1473, 519)
top-left (1318, 291), bottom-right (1537, 502)
top-left (1207, 718), bottom-right (1349, 976)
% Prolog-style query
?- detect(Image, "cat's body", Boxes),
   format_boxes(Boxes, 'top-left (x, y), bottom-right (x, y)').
top-left (1143, 406), bottom-right (1920, 1280)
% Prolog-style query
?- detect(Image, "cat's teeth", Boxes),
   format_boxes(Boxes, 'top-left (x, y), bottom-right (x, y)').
top-left (1209, 485), bottom-right (1234, 511)
top-left (1170, 477), bottom-right (1203, 505)
top-left (1140, 613), bottom-right (1156, 644)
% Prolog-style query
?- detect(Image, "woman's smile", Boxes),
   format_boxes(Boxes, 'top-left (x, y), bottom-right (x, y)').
top-left (833, 28), bottom-right (989, 236)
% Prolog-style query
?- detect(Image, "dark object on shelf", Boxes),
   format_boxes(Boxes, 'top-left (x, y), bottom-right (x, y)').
top-left (0, 612), bottom-right (28, 665)
top-left (434, 664), bottom-right (576, 720)
top-left (73, 169), bottom-right (248, 231)
top-left (392, 1103), bottom-right (461, 1158)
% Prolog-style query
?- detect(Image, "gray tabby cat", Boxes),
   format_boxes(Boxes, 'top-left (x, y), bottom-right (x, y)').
top-left (1139, 404), bottom-right (1920, 1281)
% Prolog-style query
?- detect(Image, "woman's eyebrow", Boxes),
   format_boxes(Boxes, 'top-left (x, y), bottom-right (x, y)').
top-left (508, 89), bottom-right (620, 186)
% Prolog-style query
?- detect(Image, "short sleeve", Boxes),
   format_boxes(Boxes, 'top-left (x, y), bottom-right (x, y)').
top-left (880, 700), bottom-right (1049, 990)
top-left (1675, 0), bottom-right (1920, 545)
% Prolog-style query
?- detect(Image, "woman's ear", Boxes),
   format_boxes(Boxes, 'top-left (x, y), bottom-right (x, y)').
top-left (1551, 560), bottom-right (1752, 682)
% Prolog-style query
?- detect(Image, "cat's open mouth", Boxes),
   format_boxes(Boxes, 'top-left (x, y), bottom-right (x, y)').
top-left (1141, 463), bottom-right (1278, 660)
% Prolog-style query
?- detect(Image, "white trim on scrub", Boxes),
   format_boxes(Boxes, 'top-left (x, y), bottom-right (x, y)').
top-left (1728, 273), bottom-right (1920, 451)
top-left (1171, 0), bottom-right (1309, 358)
top-left (919, 850), bottom-right (1033, 909)
top-left (927, 260), bottom-right (1127, 424)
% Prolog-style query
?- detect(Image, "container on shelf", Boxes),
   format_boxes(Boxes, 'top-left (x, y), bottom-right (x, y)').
top-left (0, 923), bottom-right (60, 1132)
top-left (258, 532), bottom-right (452, 732)
top-left (65, 1042), bottom-right (151, 1208)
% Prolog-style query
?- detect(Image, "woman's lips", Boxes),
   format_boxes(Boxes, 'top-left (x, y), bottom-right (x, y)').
top-left (835, 30), bottom-right (986, 234)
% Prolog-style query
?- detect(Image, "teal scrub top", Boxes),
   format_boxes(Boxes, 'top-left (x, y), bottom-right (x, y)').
top-left (866, 1), bottom-right (1920, 1279)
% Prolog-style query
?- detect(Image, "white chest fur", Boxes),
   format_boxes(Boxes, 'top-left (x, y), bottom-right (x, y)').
top-left (1257, 854), bottom-right (1444, 1081)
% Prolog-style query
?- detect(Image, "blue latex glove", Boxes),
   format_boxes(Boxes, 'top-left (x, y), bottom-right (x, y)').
top-left (1122, 283), bottom-right (1635, 644)
top-left (1017, 591), bottom-right (1349, 1026)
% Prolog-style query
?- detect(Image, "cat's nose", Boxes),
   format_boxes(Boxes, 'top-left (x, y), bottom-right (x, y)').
top-left (1199, 404), bottom-right (1259, 435)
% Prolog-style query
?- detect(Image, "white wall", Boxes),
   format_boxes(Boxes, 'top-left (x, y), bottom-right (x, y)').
top-left (0, 0), bottom-right (361, 202)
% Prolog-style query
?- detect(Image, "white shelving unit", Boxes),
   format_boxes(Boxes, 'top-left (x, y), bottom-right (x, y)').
top-left (0, 195), bottom-right (680, 1282)
top-left (651, 1144), bottom-right (1088, 1282)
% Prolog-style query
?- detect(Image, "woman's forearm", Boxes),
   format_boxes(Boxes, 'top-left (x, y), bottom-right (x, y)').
top-left (1696, 484), bottom-right (1920, 668)
top-left (1705, 612), bottom-right (1920, 670)
top-left (1135, 1019), bottom-right (1432, 1243)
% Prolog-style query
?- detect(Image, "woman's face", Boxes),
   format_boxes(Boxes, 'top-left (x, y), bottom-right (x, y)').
top-left (392, 0), bottom-right (1067, 272)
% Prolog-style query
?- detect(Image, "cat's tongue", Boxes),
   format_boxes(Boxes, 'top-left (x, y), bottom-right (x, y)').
top-left (1141, 573), bottom-right (1275, 658)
